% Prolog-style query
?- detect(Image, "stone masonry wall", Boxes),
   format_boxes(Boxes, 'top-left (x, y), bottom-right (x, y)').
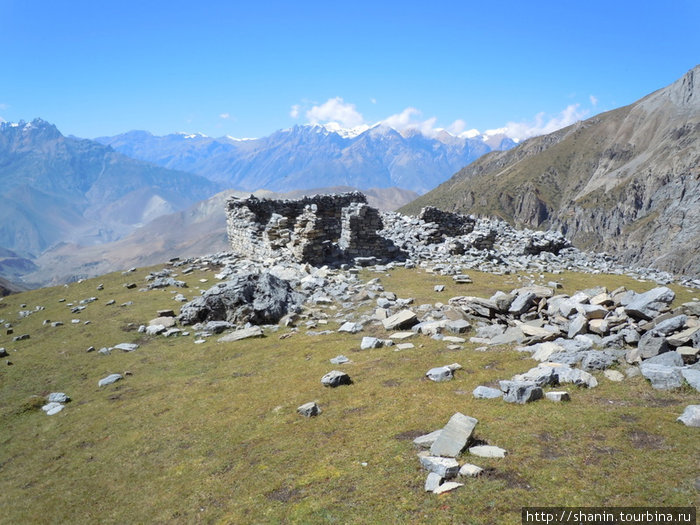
top-left (227, 192), bottom-right (393, 265)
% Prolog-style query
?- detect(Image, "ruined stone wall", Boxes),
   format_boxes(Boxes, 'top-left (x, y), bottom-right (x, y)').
top-left (418, 206), bottom-right (476, 240)
top-left (226, 192), bottom-right (399, 265)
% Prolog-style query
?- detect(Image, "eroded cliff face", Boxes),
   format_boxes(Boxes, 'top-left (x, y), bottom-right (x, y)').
top-left (403, 65), bottom-right (700, 276)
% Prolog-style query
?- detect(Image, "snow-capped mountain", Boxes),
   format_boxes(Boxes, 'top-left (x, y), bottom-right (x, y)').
top-left (96, 124), bottom-right (516, 195)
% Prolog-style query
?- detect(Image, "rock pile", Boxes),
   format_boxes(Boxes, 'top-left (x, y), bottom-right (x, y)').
top-left (414, 412), bottom-right (507, 494)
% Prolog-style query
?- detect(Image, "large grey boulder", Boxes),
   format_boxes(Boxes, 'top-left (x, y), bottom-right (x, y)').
top-left (681, 369), bottom-right (700, 392)
top-left (677, 405), bottom-right (700, 427)
top-left (652, 315), bottom-right (687, 336)
top-left (499, 380), bottom-right (543, 403)
top-left (640, 363), bottom-right (683, 390)
top-left (637, 333), bottom-right (669, 359)
top-left (178, 273), bottom-right (304, 326)
top-left (624, 287), bottom-right (675, 320)
top-left (643, 351), bottom-right (683, 367)
top-left (430, 412), bottom-right (478, 457)
top-left (556, 367), bottom-right (598, 388)
top-left (473, 386), bottom-right (504, 399)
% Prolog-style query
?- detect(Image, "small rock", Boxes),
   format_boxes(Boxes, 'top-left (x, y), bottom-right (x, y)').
top-left (677, 405), bottom-right (700, 427)
top-left (48, 392), bottom-right (70, 403)
top-left (413, 429), bottom-right (442, 448)
top-left (382, 310), bottom-right (418, 330)
top-left (459, 463), bottom-right (483, 477)
top-left (434, 285), bottom-right (445, 293)
top-left (98, 374), bottom-right (123, 387)
top-left (297, 402), bottom-right (321, 417)
top-left (338, 322), bottom-right (363, 333)
top-left (330, 355), bottom-right (350, 365)
top-left (41, 402), bottom-right (64, 415)
top-left (419, 456), bottom-right (460, 478)
top-left (114, 343), bottom-right (139, 352)
top-left (545, 391), bottom-right (571, 402)
top-left (360, 337), bottom-right (383, 349)
top-left (218, 326), bottom-right (264, 342)
top-left (321, 370), bottom-right (352, 387)
top-left (426, 366), bottom-right (454, 382)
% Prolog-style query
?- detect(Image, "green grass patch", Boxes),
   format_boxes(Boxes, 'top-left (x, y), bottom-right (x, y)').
top-left (0, 264), bottom-right (698, 523)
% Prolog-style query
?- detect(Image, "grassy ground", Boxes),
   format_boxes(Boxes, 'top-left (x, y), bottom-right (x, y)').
top-left (0, 264), bottom-right (698, 524)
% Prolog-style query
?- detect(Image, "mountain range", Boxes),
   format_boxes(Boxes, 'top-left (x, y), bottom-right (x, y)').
top-left (403, 65), bottom-right (700, 276)
top-left (95, 124), bottom-right (516, 194)
top-left (0, 119), bottom-right (223, 258)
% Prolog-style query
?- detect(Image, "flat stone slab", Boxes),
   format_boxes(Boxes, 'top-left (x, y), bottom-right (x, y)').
top-left (472, 386), bottom-right (503, 399)
top-left (396, 343), bottom-right (415, 350)
top-left (442, 336), bottom-right (466, 343)
top-left (624, 286), bottom-right (675, 320)
top-left (330, 355), bottom-right (350, 364)
top-left (42, 402), bottom-right (64, 415)
top-left (382, 310), bottom-right (418, 330)
top-left (113, 343), bottom-right (139, 352)
top-left (98, 373), bottom-right (123, 387)
top-left (425, 472), bottom-right (443, 492)
top-left (468, 445), bottom-right (507, 458)
top-left (433, 481), bottom-right (463, 494)
top-left (430, 412), bottom-right (478, 457)
top-left (218, 326), bottom-right (264, 342)
top-left (413, 429), bottom-right (442, 448)
top-left (321, 370), bottom-right (352, 387)
top-left (459, 463), bottom-right (484, 477)
top-left (390, 331), bottom-right (415, 340)
top-left (419, 455), bottom-right (460, 478)
top-left (149, 316), bottom-right (176, 328)
top-left (297, 402), bottom-right (321, 417)
top-left (677, 405), bottom-right (700, 427)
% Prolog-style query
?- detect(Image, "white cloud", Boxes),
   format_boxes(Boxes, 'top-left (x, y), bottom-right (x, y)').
top-left (0, 103), bottom-right (7, 110)
top-left (500, 104), bottom-right (588, 142)
top-left (589, 95), bottom-right (598, 107)
top-left (289, 104), bottom-right (300, 118)
top-left (219, 113), bottom-right (231, 119)
top-left (370, 98), bottom-right (377, 104)
top-left (306, 97), bottom-right (365, 128)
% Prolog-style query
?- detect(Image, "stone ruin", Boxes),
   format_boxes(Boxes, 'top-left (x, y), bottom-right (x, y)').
top-left (226, 192), bottom-right (403, 265)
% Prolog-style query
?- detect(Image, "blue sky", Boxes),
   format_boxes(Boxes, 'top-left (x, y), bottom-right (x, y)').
top-left (1, 0), bottom-right (698, 140)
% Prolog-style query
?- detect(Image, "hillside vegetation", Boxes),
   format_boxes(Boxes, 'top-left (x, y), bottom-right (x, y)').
top-left (1, 263), bottom-right (698, 523)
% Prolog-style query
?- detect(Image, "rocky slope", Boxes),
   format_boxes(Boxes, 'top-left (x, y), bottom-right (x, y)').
top-left (96, 124), bottom-right (516, 195)
top-left (402, 66), bottom-right (700, 277)
top-left (0, 119), bottom-right (222, 258)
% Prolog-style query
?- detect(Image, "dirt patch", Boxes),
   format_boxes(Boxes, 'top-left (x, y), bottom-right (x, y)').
top-left (482, 468), bottom-right (532, 490)
top-left (627, 430), bottom-right (667, 450)
top-left (584, 445), bottom-right (621, 465)
top-left (537, 432), bottom-right (564, 459)
top-left (266, 486), bottom-right (301, 503)
top-left (393, 430), bottom-right (429, 441)
top-left (382, 379), bottom-right (401, 387)
top-left (638, 393), bottom-right (680, 407)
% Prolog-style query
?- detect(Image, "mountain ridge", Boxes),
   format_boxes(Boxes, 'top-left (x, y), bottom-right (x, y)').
top-left (95, 123), bottom-right (516, 195)
top-left (401, 65), bottom-right (700, 276)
